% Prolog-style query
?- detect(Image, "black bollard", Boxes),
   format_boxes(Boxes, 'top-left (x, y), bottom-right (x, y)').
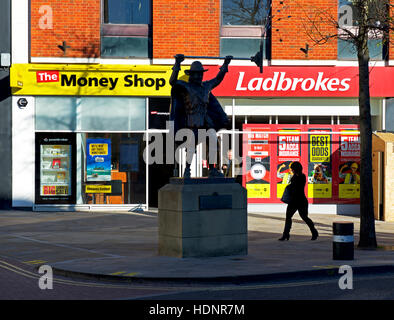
top-left (333, 222), bottom-right (354, 260)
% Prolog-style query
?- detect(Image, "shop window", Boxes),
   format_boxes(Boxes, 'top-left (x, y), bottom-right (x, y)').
top-left (386, 98), bottom-right (394, 132)
top-left (308, 116), bottom-right (332, 125)
top-left (220, 38), bottom-right (264, 58)
top-left (101, 0), bottom-right (151, 58)
top-left (339, 116), bottom-right (359, 125)
top-left (78, 133), bottom-right (146, 205)
top-left (277, 116), bottom-right (302, 124)
top-left (221, 0), bottom-right (270, 58)
top-left (338, 38), bottom-right (383, 61)
top-left (337, 0), bottom-right (386, 60)
top-left (35, 97), bottom-right (146, 131)
top-left (101, 37), bottom-right (151, 58)
top-left (245, 115), bottom-right (271, 124)
top-left (149, 98), bottom-right (170, 130)
top-left (222, 0), bottom-right (270, 26)
top-left (103, 0), bottom-right (150, 24)
top-left (79, 97), bottom-right (146, 131)
top-left (35, 97), bottom-right (77, 131)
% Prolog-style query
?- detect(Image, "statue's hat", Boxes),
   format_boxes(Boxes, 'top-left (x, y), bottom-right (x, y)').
top-left (185, 61), bottom-right (208, 75)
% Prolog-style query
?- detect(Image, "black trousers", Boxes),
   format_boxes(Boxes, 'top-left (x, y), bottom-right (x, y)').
top-left (283, 203), bottom-right (316, 235)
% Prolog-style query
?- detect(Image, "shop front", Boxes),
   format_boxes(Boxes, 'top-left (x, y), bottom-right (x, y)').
top-left (210, 65), bottom-right (394, 214)
top-left (11, 64), bottom-right (173, 211)
top-left (10, 63), bottom-right (394, 214)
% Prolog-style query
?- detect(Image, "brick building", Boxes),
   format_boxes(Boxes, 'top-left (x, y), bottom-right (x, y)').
top-left (9, 0), bottom-right (394, 215)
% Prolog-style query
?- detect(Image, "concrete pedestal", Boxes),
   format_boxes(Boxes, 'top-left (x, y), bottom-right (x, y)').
top-left (158, 178), bottom-right (247, 258)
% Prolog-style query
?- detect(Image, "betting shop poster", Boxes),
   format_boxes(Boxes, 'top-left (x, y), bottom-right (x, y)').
top-left (338, 130), bottom-right (360, 198)
top-left (242, 124), bottom-right (360, 204)
top-left (308, 129), bottom-right (332, 198)
top-left (243, 125), bottom-right (271, 200)
top-left (86, 138), bottom-right (112, 181)
top-left (276, 129), bottom-right (301, 199)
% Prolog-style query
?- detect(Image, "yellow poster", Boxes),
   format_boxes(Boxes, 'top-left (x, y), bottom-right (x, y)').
top-left (339, 185), bottom-right (360, 198)
top-left (86, 185), bottom-right (112, 193)
top-left (246, 184), bottom-right (270, 198)
top-left (89, 144), bottom-right (108, 156)
top-left (310, 135), bottom-right (330, 162)
top-left (277, 184), bottom-right (288, 198)
top-left (308, 184), bottom-right (332, 198)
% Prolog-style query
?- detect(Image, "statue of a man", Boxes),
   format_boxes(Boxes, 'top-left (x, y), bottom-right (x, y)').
top-left (169, 54), bottom-right (232, 178)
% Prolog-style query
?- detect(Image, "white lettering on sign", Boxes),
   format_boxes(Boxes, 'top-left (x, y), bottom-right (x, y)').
top-left (36, 71), bottom-right (59, 83)
top-left (236, 72), bottom-right (351, 93)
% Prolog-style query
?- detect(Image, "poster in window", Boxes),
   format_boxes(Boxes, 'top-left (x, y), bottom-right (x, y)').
top-left (243, 126), bottom-right (271, 199)
top-left (119, 142), bottom-right (139, 172)
top-left (338, 130), bottom-right (360, 198)
top-left (308, 130), bottom-right (332, 198)
top-left (276, 129), bottom-right (301, 198)
top-left (86, 138), bottom-right (112, 181)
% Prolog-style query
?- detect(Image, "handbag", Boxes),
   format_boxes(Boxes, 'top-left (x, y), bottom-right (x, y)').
top-left (280, 185), bottom-right (292, 204)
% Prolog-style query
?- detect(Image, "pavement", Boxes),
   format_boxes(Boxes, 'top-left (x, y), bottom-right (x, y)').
top-left (1, 209), bottom-right (394, 283)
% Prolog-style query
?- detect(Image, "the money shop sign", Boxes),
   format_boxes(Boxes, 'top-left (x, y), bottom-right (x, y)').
top-left (11, 64), bottom-right (172, 96)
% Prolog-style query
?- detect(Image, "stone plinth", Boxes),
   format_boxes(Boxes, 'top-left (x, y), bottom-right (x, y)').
top-left (158, 178), bottom-right (247, 258)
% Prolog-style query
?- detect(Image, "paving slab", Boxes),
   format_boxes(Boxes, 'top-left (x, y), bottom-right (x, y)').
top-left (0, 210), bottom-right (393, 282)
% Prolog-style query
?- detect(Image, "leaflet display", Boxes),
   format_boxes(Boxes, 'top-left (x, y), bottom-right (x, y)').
top-left (35, 133), bottom-right (76, 204)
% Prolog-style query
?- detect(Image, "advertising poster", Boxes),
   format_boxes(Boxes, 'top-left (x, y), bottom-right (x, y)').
top-left (120, 142), bottom-right (139, 172)
top-left (276, 129), bottom-right (301, 198)
top-left (308, 130), bottom-right (332, 198)
top-left (243, 126), bottom-right (271, 199)
top-left (87, 139), bottom-right (112, 181)
top-left (338, 130), bottom-right (360, 198)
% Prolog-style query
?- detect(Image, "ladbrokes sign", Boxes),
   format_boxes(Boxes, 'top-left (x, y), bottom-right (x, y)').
top-left (212, 66), bottom-right (394, 98)
top-left (235, 72), bottom-right (351, 93)
top-left (11, 64), bottom-right (394, 97)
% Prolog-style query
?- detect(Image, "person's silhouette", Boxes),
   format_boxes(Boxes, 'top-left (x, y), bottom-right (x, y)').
top-left (279, 161), bottom-right (318, 241)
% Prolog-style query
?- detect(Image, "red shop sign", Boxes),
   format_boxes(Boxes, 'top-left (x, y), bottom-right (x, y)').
top-left (208, 66), bottom-right (394, 98)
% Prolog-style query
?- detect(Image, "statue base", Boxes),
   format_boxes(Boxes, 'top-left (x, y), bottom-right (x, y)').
top-left (158, 178), bottom-right (247, 258)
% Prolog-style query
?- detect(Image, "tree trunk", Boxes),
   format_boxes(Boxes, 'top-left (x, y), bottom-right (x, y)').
top-left (357, 29), bottom-right (377, 249)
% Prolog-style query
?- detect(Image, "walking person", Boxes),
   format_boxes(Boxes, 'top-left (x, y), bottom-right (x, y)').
top-left (279, 161), bottom-right (319, 241)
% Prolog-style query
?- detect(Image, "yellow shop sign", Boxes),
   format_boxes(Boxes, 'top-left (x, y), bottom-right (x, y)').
top-left (10, 64), bottom-right (176, 96)
top-left (86, 185), bottom-right (112, 194)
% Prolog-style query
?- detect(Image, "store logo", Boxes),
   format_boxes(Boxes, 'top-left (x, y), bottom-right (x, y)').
top-left (236, 72), bottom-right (351, 93)
top-left (36, 71), bottom-right (60, 83)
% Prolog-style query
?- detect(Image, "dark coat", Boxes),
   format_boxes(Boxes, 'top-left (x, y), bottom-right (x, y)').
top-left (169, 86), bottom-right (229, 134)
top-left (287, 173), bottom-right (308, 207)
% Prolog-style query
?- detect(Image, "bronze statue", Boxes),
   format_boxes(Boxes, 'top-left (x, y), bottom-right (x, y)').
top-left (169, 54), bottom-right (233, 179)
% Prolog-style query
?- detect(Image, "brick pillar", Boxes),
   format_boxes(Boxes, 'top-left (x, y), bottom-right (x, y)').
top-left (271, 0), bottom-right (337, 60)
top-left (31, 0), bottom-right (100, 58)
top-left (153, 0), bottom-right (220, 59)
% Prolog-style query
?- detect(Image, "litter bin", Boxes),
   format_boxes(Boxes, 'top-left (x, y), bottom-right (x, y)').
top-left (333, 222), bottom-right (354, 260)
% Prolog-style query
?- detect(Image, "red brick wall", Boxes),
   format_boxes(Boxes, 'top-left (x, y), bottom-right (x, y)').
top-left (153, 0), bottom-right (220, 59)
top-left (271, 0), bottom-right (337, 60)
top-left (31, 0), bottom-right (100, 58)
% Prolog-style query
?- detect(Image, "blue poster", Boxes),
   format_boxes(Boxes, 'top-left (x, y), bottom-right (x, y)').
top-left (120, 143), bottom-right (139, 172)
top-left (86, 139), bottom-right (112, 181)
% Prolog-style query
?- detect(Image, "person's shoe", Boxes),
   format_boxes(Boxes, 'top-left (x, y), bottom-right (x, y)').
top-left (278, 234), bottom-right (290, 241)
top-left (311, 229), bottom-right (319, 240)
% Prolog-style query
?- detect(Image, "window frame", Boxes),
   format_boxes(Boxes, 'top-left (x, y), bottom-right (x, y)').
top-left (220, 0), bottom-right (271, 59)
top-left (100, 0), bottom-right (152, 58)
top-left (337, 1), bottom-right (386, 61)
